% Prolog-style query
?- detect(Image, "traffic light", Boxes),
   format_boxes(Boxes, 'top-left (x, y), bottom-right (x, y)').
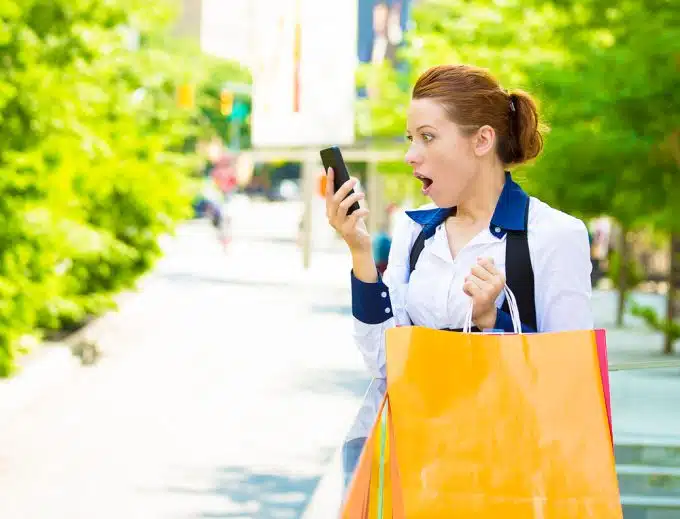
top-left (177, 83), bottom-right (194, 109)
top-left (220, 89), bottom-right (234, 116)
top-left (230, 100), bottom-right (249, 122)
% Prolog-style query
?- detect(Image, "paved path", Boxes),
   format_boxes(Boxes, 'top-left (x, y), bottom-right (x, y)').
top-left (0, 199), bottom-right (369, 519)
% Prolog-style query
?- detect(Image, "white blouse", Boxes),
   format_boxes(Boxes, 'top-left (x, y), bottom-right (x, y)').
top-left (345, 175), bottom-right (593, 441)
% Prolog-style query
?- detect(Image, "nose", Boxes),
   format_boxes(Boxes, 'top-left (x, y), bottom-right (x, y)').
top-left (404, 143), bottom-right (421, 166)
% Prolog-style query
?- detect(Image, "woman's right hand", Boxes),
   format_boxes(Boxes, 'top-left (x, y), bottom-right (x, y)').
top-left (325, 167), bottom-right (372, 254)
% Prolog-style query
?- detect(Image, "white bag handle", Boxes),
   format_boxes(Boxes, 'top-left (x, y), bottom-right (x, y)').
top-left (463, 285), bottom-right (523, 334)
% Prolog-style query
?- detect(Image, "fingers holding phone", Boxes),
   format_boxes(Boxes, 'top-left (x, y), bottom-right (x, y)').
top-left (324, 166), bottom-right (371, 253)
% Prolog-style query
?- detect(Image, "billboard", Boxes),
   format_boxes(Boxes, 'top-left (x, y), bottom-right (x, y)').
top-left (250, 0), bottom-right (357, 148)
top-left (200, 1), bottom-right (414, 148)
top-left (200, 0), bottom-right (254, 65)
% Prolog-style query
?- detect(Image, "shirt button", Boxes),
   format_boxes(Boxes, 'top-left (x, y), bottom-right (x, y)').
top-left (494, 226), bottom-right (501, 233)
top-left (381, 291), bottom-right (388, 298)
top-left (385, 307), bottom-right (391, 314)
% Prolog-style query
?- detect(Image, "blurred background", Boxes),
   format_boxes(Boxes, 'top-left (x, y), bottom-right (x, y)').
top-left (0, 0), bottom-right (678, 518)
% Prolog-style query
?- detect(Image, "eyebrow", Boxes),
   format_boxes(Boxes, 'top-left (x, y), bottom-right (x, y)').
top-left (416, 125), bottom-right (436, 131)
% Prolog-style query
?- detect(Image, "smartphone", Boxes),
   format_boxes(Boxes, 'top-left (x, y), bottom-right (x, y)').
top-left (320, 146), bottom-right (360, 215)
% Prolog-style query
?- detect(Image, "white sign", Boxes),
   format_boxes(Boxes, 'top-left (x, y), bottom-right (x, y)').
top-left (250, 0), bottom-right (357, 148)
top-left (200, 0), bottom-right (255, 65)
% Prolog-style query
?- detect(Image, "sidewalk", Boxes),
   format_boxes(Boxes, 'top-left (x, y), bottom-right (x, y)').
top-left (0, 199), bottom-right (371, 519)
top-left (593, 289), bottom-right (677, 366)
top-left (592, 290), bottom-right (680, 442)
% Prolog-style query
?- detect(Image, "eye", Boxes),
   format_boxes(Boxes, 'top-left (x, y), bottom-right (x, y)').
top-left (406, 134), bottom-right (413, 142)
top-left (422, 133), bottom-right (434, 142)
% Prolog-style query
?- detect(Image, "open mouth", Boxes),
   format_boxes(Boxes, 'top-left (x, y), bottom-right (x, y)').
top-left (414, 172), bottom-right (433, 194)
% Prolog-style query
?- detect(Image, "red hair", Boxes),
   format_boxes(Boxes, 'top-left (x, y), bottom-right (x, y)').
top-left (412, 64), bottom-right (545, 165)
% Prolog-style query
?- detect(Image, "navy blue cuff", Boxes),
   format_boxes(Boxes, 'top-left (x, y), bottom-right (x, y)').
top-left (494, 309), bottom-right (536, 333)
top-left (494, 309), bottom-right (515, 332)
top-left (350, 270), bottom-right (393, 324)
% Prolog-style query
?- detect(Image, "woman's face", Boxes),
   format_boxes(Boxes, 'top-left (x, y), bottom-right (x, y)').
top-left (405, 98), bottom-right (480, 208)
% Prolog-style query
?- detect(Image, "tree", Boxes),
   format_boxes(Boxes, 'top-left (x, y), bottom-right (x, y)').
top-left (0, 0), bottom-right (250, 376)
top-left (527, 0), bottom-right (680, 350)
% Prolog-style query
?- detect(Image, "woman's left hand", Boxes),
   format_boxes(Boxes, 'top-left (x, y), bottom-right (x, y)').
top-left (463, 257), bottom-right (505, 330)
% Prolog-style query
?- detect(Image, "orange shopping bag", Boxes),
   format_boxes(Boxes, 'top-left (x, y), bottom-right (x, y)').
top-left (342, 289), bottom-right (622, 518)
top-left (341, 396), bottom-right (404, 519)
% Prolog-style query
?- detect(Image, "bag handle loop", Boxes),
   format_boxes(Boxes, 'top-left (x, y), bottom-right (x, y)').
top-left (463, 285), bottom-right (522, 334)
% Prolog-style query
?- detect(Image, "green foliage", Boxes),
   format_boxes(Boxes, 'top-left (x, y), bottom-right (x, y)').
top-left (155, 36), bottom-right (252, 146)
top-left (630, 302), bottom-right (680, 346)
top-left (0, 0), bottom-right (249, 376)
top-left (608, 249), bottom-right (645, 291)
top-left (197, 60), bottom-right (252, 146)
top-left (526, 0), bottom-right (680, 231)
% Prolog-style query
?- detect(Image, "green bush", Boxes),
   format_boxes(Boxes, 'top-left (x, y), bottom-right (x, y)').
top-left (0, 0), bottom-right (249, 376)
top-left (630, 303), bottom-right (680, 346)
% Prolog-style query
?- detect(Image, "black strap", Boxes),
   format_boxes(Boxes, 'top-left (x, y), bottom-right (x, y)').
top-left (500, 203), bottom-right (537, 330)
top-left (409, 231), bottom-right (428, 275)
top-left (408, 203), bottom-right (537, 331)
top-left (501, 232), bottom-right (537, 329)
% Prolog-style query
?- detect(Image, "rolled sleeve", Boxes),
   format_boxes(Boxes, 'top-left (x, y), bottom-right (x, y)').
top-left (351, 271), bottom-right (394, 325)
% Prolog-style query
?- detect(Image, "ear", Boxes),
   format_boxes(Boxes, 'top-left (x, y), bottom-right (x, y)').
top-left (473, 125), bottom-right (496, 157)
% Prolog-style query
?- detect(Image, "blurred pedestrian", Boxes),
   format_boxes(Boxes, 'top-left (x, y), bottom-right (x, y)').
top-left (372, 223), bottom-right (392, 275)
top-left (372, 204), bottom-right (397, 274)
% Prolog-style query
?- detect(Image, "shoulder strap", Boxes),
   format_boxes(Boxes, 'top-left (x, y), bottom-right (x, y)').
top-left (409, 229), bottom-right (427, 275)
top-left (501, 202), bottom-right (537, 330)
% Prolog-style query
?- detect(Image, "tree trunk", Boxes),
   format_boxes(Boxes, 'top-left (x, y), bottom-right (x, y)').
top-left (664, 232), bottom-right (680, 354)
top-left (616, 227), bottom-right (628, 327)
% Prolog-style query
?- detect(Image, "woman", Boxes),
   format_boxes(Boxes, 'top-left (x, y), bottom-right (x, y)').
top-left (325, 64), bottom-right (594, 488)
